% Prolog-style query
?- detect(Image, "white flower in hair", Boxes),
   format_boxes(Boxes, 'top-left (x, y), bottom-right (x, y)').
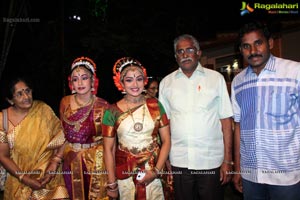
top-left (71, 60), bottom-right (95, 74)
top-left (114, 57), bottom-right (142, 73)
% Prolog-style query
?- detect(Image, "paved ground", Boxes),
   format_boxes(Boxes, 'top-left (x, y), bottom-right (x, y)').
top-left (0, 183), bottom-right (243, 200)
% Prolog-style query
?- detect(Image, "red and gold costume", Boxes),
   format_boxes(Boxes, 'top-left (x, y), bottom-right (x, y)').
top-left (60, 96), bottom-right (110, 200)
top-left (103, 98), bottom-right (169, 200)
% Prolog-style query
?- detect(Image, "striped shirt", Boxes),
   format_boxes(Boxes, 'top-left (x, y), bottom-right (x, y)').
top-left (231, 55), bottom-right (300, 185)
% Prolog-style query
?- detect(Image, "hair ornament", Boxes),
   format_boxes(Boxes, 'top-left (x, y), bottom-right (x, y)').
top-left (71, 56), bottom-right (96, 74)
top-left (69, 56), bottom-right (99, 95)
top-left (113, 57), bottom-right (142, 74)
top-left (113, 57), bottom-right (148, 91)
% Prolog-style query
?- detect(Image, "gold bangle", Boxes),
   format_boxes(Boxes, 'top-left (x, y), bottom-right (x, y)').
top-left (18, 174), bottom-right (25, 182)
top-left (223, 160), bottom-right (234, 166)
top-left (54, 154), bottom-right (63, 160)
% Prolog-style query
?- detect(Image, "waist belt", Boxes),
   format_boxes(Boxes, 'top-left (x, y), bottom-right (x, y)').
top-left (69, 141), bottom-right (101, 150)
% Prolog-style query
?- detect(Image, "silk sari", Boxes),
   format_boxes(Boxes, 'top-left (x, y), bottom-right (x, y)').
top-left (0, 100), bottom-right (68, 200)
top-left (60, 96), bottom-right (109, 200)
top-left (103, 98), bottom-right (169, 200)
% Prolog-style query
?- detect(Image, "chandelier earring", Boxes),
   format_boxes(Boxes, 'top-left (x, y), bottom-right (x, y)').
top-left (71, 87), bottom-right (76, 94)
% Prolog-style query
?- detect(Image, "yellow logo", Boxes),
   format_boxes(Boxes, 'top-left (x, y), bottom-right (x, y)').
top-left (240, 1), bottom-right (254, 16)
top-left (240, 1), bottom-right (299, 15)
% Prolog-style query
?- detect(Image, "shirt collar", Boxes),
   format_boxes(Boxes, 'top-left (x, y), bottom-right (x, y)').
top-left (246, 54), bottom-right (276, 75)
top-left (175, 62), bottom-right (204, 77)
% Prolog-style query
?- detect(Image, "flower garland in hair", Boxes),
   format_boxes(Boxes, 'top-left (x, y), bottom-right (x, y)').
top-left (68, 56), bottom-right (99, 95)
top-left (113, 57), bottom-right (148, 91)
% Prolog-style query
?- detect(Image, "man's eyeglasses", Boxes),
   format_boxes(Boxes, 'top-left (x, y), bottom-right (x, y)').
top-left (13, 88), bottom-right (32, 99)
top-left (176, 48), bottom-right (197, 56)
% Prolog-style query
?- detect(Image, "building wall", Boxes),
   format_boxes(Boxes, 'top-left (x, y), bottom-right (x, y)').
top-left (201, 28), bottom-right (300, 71)
top-left (200, 28), bottom-right (300, 95)
top-left (281, 29), bottom-right (300, 62)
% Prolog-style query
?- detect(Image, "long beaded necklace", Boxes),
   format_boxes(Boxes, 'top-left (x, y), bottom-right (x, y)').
top-left (127, 103), bottom-right (146, 132)
top-left (62, 96), bottom-right (95, 131)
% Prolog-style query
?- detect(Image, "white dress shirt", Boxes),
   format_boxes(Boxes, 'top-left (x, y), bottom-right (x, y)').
top-left (159, 63), bottom-right (233, 170)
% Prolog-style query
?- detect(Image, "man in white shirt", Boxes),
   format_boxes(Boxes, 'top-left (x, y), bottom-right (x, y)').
top-left (159, 34), bottom-right (233, 200)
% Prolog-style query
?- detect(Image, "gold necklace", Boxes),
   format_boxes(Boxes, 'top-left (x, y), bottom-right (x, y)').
top-left (127, 104), bottom-right (145, 132)
top-left (74, 94), bottom-right (93, 107)
top-left (62, 96), bottom-right (95, 131)
top-left (124, 95), bottom-right (145, 104)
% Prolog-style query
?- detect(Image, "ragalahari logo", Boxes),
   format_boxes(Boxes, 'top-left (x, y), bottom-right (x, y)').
top-left (240, 2), bottom-right (255, 16)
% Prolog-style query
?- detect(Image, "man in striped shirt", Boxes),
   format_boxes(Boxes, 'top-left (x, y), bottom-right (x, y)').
top-left (231, 21), bottom-right (300, 200)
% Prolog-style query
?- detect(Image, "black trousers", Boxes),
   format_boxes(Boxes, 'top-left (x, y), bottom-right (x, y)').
top-left (172, 166), bottom-right (224, 200)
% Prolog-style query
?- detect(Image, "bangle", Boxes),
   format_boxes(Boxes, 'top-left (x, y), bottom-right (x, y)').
top-left (154, 167), bottom-right (160, 173)
top-left (106, 181), bottom-right (118, 192)
top-left (51, 156), bottom-right (62, 164)
top-left (151, 169), bottom-right (158, 178)
top-left (153, 167), bottom-right (162, 178)
top-left (54, 154), bottom-right (63, 160)
top-left (106, 180), bottom-right (118, 187)
top-left (18, 174), bottom-right (25, 182)
top-left (223, 160), bottom-right (234, 166)
top-left (107, 186), bottom-right (118, 192)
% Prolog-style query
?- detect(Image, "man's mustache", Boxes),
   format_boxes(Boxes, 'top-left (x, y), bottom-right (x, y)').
top-left (180, 57), bottom-right (193, 63)
top-left (248, 54), bottom-right (263, 60)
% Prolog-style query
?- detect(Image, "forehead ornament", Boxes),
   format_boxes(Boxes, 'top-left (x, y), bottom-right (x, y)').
top-left (112, 57), bottom-right (148, 92)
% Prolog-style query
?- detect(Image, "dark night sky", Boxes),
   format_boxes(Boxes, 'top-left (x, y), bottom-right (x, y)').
top-left (0, 0), bottom-right (299, 112)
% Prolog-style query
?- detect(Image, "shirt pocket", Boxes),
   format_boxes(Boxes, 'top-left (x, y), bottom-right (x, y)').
top-left (195, 90), bottom-right (218, 111)
top-left (267, 92), bottom-right (298, 116)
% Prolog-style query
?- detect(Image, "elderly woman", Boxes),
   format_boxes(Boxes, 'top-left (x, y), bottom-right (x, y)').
top-left (0, 77), bottom-right (68, 200)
